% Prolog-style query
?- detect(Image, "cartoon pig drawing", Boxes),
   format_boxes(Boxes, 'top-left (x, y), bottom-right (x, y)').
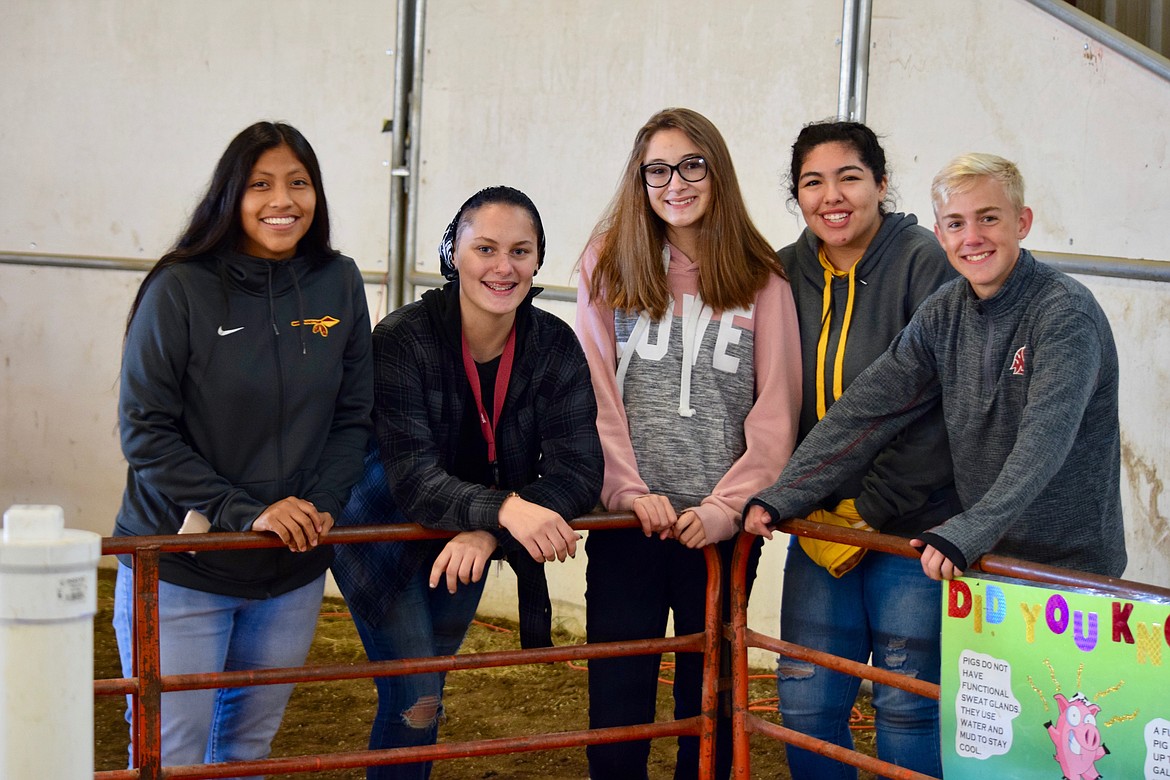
top-left (1045, 692), bottom-right (1108, 780)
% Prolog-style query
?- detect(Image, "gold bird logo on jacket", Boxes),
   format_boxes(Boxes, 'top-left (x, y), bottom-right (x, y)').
top-left (291, 316), bottom-right (341, 337)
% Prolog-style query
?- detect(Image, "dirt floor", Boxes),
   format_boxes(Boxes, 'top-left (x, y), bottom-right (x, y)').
top-left (94, 569), bottom-right (879, 778)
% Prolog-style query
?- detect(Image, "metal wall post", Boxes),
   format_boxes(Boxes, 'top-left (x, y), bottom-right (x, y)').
top-left (837, 0), bottom-right (873, 122)
top-left (385, 0), bottom-right (428, 312)
top-left (402, 0), bottom-right (428, 307)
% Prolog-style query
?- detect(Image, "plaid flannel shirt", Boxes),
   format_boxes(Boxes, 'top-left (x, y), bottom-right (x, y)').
top-left (333, 283), bottom-right (603, 643)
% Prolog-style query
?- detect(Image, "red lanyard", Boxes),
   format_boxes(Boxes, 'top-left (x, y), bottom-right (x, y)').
top-left (460, 325), bottom-right (517, 485)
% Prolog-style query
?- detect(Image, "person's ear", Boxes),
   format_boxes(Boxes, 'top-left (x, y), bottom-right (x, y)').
top-left (1017, 206), bottom-right (1034, 240)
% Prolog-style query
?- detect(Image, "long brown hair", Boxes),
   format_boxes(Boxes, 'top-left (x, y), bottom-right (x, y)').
top-left (586, 107), bottom-right (783, 319)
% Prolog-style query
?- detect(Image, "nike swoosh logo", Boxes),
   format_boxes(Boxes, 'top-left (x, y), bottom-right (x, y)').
top-left (217, 326), bottom-right (245, 336)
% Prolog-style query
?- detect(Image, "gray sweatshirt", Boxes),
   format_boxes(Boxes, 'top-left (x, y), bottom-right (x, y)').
top-left (780, 213), bottom-right (960, 536)
top-left (751, 249), bottom-right (1125, 577)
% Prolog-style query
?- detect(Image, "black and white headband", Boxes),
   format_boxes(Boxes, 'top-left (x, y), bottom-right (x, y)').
top-left (437, 186), bottom-right (546, 281)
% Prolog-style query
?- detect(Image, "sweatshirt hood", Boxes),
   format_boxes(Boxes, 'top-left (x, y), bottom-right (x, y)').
top-left (794, 214), bottom-right (918, 420)
top-left (218, 249), bottom-right (312, 296)
top-left (217, 250), bottom-right (314, 353)
top-left (796, 211), bottom-right (918, 284)
top-left (856, 212), bottom-right (918, 277)
top-left (421, 280), bottom-right (541, 356)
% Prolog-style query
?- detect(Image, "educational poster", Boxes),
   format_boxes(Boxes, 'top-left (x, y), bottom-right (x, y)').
top-left (940, 575), bottom-right (1170, 780)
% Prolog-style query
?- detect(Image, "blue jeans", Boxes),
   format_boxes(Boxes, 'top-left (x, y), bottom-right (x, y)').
top-left (112, 564), bottom-right (324, 779)
top-left (777, 539), bottom-right (942, 780)
top-left (348, 563), bottom-right (487, 780)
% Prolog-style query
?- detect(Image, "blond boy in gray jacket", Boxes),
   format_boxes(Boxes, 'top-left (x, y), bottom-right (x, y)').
top-left (746, 153), bottom-right (1125, 581)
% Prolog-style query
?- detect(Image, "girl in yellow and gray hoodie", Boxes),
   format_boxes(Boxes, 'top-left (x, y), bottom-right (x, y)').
top-left (766, 120), bottom-right (959, 780)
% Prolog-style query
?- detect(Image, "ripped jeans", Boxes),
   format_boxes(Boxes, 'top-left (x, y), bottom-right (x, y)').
top-left (348, 563), bottom-right (486, 780)
top-left (777, 538), bottom-right (942, 780)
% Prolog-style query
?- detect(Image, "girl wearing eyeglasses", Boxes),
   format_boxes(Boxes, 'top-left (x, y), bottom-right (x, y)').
top-left (575, 107), bottom-right (801, 779)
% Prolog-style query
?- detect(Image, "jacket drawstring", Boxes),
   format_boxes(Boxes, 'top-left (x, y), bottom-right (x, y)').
top-left (615, 245), bottom-right (706, 417)
top-left (266, 263), bottom-right (280, 337)
top-left (815, 246), bottom-right (859, 420)
top-left (288, 264), bottom-right (308, 355)
top-left (676, 294), bottom-right (710, 417)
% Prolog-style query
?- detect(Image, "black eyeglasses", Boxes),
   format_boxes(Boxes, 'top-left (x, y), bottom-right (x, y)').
top-left (640, 156), bottom-right (709, 188)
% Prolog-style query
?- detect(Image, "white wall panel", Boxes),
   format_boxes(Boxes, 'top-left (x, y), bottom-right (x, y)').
top-left (417, 0), bottom-right (843, 658)
top-left (0, 1), bottom-right (396, 544)
top-left (868, 0), bottom-right (1170, 261)
top-left (1084, 276), bottom-right (1170, 587)
top-left (0, 0), bottom-right (396, 269)
top-left (413, 0), bottom-right (842, 290)
top-left (1, 2), bottom-right (1166, 661)
top-left (0, 266), bottom-right (135, 534)
top-left (863, 0), bottom-right (1170, 589)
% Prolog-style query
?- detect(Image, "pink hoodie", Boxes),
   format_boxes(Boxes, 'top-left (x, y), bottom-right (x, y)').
top-left (575, 241), bottom-right (802, 543)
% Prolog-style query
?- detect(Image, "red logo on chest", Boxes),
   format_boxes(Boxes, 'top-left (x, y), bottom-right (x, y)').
top-left (1010, 346), bottom-right (1027, 376)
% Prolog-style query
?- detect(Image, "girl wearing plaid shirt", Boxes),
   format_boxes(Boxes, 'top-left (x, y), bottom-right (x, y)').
top-left (333, 186), bottom-right (603, 780)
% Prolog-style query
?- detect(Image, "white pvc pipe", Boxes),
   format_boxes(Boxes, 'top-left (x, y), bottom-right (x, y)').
top-left (0, 505), bottom-right (102, 779)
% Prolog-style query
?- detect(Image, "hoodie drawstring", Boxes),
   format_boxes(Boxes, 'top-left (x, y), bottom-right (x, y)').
top-left (615, 245), bottom-right (708, 417)
top-left (288, 264), bottom-right (308, 355)
top-left (814, 246), bottom-right (858, 419)
top-left (677, 294), bottom-right (711, 417)
top-left (266, 264), bottom-right (280, 337)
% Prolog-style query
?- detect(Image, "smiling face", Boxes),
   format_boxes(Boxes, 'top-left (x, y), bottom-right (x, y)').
top-left (238, 144), bottom-right (316, 260)
top-left (796, 141), bottom-right (887, 269)
top-left (454, 202), bottom-right (540, 328)
top-left (933, 176), bottom-right (1033, 299)
top-left (642, 127), bottom-right (712, 247)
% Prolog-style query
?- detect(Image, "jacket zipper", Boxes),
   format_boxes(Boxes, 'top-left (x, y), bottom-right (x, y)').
top-left (982, 311), bottom-right (997, 397)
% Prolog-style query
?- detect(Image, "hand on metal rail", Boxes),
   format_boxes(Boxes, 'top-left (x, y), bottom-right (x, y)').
top-left (253, 497), bottom-right (332, 552)
top-left (670, 510), bottom-right (707, 549)
top-left (498, 493), bottom-right (580, 562)
top-left (742, 504), bottom-right (776, 539)
top-left (430, 530), bottom-right (498, 593)
top-left (631, 493), bottom-right (677, 537)
top-left (910, 539), bottom-right (964, 581)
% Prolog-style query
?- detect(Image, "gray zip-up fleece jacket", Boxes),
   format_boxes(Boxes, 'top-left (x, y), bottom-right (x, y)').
top-left (781, 213), bottom-right (961, 536)
top-left (751, 249), bottom-right (1125, 576)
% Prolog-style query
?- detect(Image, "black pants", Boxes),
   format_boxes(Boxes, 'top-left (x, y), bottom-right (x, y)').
top-left (585, 528), bottom-right (761, 780)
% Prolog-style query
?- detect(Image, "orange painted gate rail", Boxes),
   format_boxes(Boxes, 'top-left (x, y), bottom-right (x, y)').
top-left (95, 514), bottom-right (1169, 779)
top-left (95, 514), bottom-right (725, 780)
top-left (727, 518), bottom-right (1170, 780)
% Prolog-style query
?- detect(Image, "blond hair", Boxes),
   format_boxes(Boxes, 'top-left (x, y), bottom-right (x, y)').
top-left (931, 153), bottom-right (1026, 215)
top-left (585, 107), bottom-right (783, 320)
